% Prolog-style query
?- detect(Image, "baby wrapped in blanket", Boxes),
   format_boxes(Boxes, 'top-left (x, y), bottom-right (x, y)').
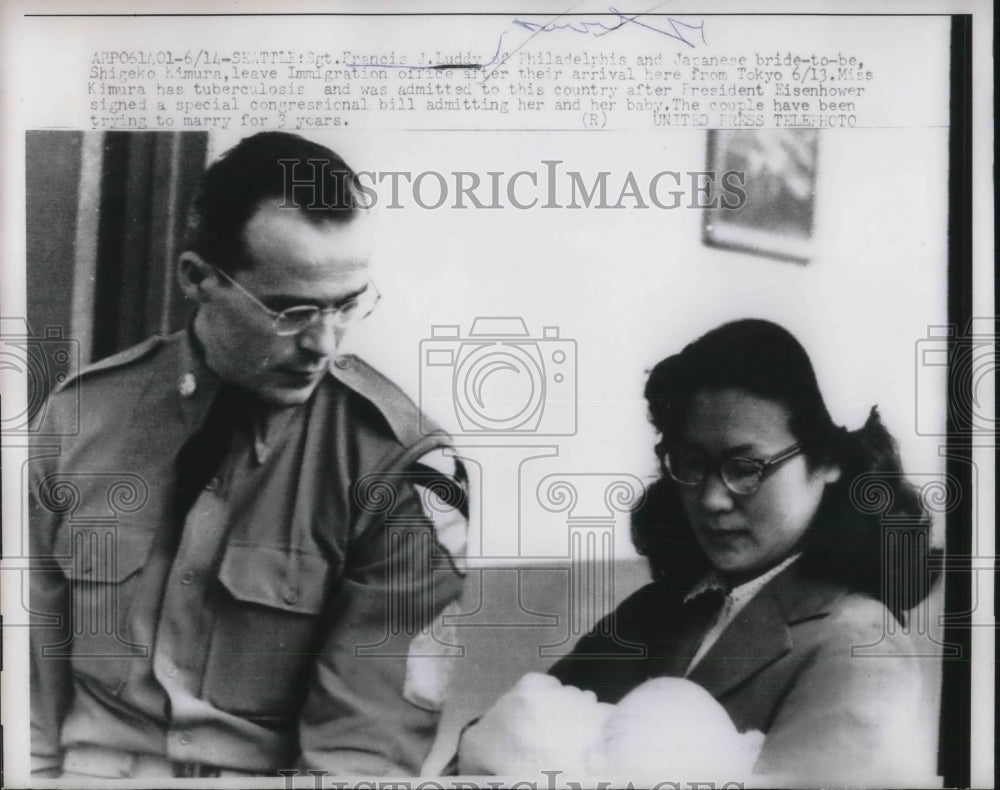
top-left (459, 673), bottom-right (764, 780)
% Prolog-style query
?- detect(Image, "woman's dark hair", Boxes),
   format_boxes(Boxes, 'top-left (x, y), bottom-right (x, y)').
top-left (183, 131), bottom-right (363, 274)
top-left (632, 318), bottom-right (938, 616)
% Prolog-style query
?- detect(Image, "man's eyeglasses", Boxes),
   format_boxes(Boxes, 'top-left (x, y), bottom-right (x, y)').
top-left (663, 442), bottom-right (805, 496)
top-left (212, 266), bottom-right (381, 336)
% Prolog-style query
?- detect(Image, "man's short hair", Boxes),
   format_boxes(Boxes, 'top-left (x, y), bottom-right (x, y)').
top-left (184, 131), bottom-right (362, 273)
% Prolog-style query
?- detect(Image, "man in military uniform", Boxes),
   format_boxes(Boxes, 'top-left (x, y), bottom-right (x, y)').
top-left (29, 132), bottom-right (468, 779)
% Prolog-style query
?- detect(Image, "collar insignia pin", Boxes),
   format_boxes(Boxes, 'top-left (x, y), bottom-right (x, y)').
top-left (178, 373), bottom-right (197, 397)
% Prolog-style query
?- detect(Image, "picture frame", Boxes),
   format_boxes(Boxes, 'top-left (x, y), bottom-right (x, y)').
top-left (703, 129), bottom-right (820, 264)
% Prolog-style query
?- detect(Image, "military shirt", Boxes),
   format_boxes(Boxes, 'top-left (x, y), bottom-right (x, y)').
top-left (30, 330), bottom-right (468, 776)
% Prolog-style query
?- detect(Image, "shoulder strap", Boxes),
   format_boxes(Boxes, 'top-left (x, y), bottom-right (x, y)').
top-left (55, 334), bottom-right (166, 393)
top-left (329, 354), bottom-right (449, 448)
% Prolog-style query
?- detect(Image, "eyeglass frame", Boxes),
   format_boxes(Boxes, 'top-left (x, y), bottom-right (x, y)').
top-left (663, 441), bottom-right (805, 496)
top-left (210, 265), bottom-right (381, 336)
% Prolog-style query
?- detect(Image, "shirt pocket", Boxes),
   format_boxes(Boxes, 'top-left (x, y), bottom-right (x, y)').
top-left (54, 526), bottom-right (154, 694)
top-left (204, 541), bottom-right (339, 720)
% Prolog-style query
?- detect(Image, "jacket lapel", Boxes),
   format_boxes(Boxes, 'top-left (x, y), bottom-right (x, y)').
top-left (687, 562), bottom-right (844, 699)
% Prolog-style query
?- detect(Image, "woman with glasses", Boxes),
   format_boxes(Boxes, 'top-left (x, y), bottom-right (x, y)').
top-left (460, 318), bottom-right (940, 785)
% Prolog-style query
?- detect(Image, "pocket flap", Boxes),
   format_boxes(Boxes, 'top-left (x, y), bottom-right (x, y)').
top-left (56, 527), bottom-right (154, 582)
top-left (217, 542), bottom-right (330, 615)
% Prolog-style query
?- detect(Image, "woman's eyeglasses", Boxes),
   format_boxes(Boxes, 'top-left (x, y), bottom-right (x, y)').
top-left (664, 442), bottom-right (805, 496)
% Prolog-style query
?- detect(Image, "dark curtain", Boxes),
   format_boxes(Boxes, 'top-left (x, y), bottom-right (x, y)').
top-left (24, 131), bottom-right (208, 413)
top-left (91, 132), bottom-right (208, 360)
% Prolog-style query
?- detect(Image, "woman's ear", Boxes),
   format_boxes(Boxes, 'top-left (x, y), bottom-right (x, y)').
top-left (819, 464), bottom-right (842, 485)
top-left (177, 252), bottom-right (215, 300)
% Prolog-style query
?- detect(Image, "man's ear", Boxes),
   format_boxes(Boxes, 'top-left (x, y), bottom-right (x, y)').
top-left (177, 252), bottom-right (215, 300)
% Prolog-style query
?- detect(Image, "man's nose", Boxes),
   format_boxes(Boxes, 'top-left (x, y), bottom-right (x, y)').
top-left (296, 314), bottom-right (340, 357)
top-left (698, 471), bottom-right (735, 512)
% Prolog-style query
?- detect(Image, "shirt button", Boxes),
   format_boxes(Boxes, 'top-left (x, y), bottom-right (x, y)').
top-left (205, 477), bottom-right (220, 491)
top-left (334, 357), bottom-right (349, 370)
top-left (165, 665), bottom-right (177, 678)
top-left (283, 587), bottom-right (300, 605)
top-left (179, 732), bottom-right (192, 745)
top-left (180, 570), bottom-right (196, 585)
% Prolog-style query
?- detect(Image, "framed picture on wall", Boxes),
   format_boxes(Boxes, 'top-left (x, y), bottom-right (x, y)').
top-left (703, 129), bottom-right (819, 263)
